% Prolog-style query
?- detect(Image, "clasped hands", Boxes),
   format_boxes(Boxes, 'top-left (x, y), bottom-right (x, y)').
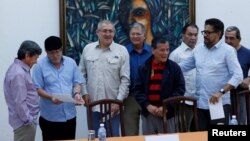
top-left (147, 104), bottom-right (167, 117)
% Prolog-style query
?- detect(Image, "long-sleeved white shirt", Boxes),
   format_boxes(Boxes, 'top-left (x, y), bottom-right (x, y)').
top-left (79, 41), bottom-right (130, 109)
top-left (169, 42), bottom-right (196, 105)
top-left (179, 40), bottom-right (243, 109)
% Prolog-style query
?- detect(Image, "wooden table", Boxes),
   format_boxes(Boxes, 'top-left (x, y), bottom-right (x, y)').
top-left (65, 131), bottom-right (207, 141)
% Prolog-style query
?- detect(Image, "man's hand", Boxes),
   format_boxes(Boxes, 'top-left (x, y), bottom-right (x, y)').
top-left (240, 77), bottom-right (250, 89)
top-left (51, 97), bottom-right (63, 104)
top-left (146, 104), bottom-right (158, 116)
top-left (155, 106), bottom-right (166, 117)
top-left (111, 103), bottom-right (120, 117)
top-left (74, 93), bottom-right (85, 105)
top-left (82, 94), bottom-right (90, 106)
top-left (209, 92), bottom-right (223, 104)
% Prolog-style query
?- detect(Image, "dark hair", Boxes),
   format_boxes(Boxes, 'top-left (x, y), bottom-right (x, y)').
top-left (151, 37), bottom-right (169, 49)
top-left (182, 23), bottom-right (199, 34)
top-left (225, 26), bottom-right (241, 40)
top-left (45, 36), bottom-right (62, 51)
top-left (205, 18), bottom-right (224, 39)
top-left (17, 40), bottom-right (42, 60)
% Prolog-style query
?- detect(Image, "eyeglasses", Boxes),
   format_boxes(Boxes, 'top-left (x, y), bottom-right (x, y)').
top-left (100, 29), bottom-right (114, 33)
top-left (201, 30), bottom-right (217, 36)
top-left (130, 32), bottom-right (143, 36)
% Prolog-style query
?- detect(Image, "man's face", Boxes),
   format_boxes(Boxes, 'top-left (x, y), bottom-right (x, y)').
top-left (152, 42), bottom-right (169, 64)
top-left (129, 0), bottom-right (151, 31)
top-left (129, 27), bottom-right (145, 47)
top-left (203, 25), bottom-right (220, 48)
top-left (225, 31), bottom-right (240, 49)
top-left (183, 26), bottom-right (198, 48)
top-left (96, 23), bottom-right (115, 47)
top-left (25, 54), bottom-right (40, 68)
top-left (46, 48), bottom-right (63, 65)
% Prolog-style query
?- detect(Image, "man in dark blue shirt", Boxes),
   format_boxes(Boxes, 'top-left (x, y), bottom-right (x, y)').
top-left (225, 26), bottom-right (250, 125)
top-left (124, 22), bottom-right (151, 136)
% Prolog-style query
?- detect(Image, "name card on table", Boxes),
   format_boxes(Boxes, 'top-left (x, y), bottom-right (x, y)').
top-left (145, 134), bottom-right (179, 141)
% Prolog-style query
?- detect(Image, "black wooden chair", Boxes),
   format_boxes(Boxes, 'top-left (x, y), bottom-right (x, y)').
top-left (162, 96), bottom-right (198, 133)
top-left (236, 90), bottom-right (250, 125)
top-left (86, 99), bottom-right (125, 137)
top-left (231, 89), bottom-right (250, 125)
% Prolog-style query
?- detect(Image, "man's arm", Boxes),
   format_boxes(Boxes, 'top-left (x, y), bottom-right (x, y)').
top-left (37, 88), bottom-right (62, 104)
top-left (172, 63), bottom-right (186, 97)
top-left (210, 48), bottom-right (243, 104)
top-left (240, 77), bottom-right (250, 89)
top-left (117, 47), bottom-right (130, 101)
top-left (13, 74), bottom-right (32, 124)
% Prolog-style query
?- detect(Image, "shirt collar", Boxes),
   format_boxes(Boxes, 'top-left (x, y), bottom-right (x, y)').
top-left (14, 58), bottom-right (30, 72)
top-left (205, 39), bottom-right (223, 49)
top-left (46, 56), bottom-right (65, 66)
top-left (181, 42), bottom-right (193, 51)
top-left (127, 42), bottom-right (151, 53)
top-left (96, 40), bottom-right (115, 51)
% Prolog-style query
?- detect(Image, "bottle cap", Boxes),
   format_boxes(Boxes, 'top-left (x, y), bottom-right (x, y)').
top-left (232, 115), bottom-right (236, 118)
top-left (100, 123), bottom-right (104, 127)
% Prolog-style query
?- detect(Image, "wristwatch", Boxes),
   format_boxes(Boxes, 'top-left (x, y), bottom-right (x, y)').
top-left (73, 92), bottom-right (81, 97)
top-left (219, 88), bottom-right (226, 94)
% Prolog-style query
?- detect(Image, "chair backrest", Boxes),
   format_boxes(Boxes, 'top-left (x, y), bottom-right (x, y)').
top-left (87, 99), bottom-right (125, 137)
top-left (230, 89), bottom-right (238, 116)
top-left (236, 90), bottom-right (250, 125)
top-left (162, 96), bottom-right (198, 133)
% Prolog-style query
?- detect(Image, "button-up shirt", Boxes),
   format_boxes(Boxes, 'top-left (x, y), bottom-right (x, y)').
top-left (32, 56), bottom-right (84, 122)
top-left (126, 43), bottom-right (151, 92)
top-left (4, 59), bottom-right (39, 130)
top-left (169, 42), bottom-right (196, 104)
top-left (79, 41), bottom-right (130, 109)
top-left (169, 42), bottom-right (196, 105)
top-left (179, 40), bottom-right (243, 109)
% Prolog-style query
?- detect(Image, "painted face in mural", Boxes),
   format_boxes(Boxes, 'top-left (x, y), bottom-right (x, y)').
top-left (129, 0), bottom-right (153, 44)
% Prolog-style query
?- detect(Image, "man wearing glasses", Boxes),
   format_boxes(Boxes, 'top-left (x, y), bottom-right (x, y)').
top-left (124, 22), bottom-right (152, 136)
top-left (79, 20), bottom-right (130, 136)
top-left (179, 18), bottom-right (243, 130)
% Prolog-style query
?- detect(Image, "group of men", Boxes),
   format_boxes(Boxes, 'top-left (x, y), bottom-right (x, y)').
top-left (3, 18), bottom-right (250, 141)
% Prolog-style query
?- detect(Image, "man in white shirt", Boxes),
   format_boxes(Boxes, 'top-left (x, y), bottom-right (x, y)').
top-left (169, 23), bottom-right (198, 131)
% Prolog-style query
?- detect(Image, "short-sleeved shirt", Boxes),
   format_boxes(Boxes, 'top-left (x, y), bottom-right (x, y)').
top-left (32, 56), bottom-right (84, 122)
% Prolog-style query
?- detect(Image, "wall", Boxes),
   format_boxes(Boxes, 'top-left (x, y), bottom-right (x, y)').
top-left (196, 0), bottom-right (250, 47)
top-left (0, 0), bottom-right (250, 140)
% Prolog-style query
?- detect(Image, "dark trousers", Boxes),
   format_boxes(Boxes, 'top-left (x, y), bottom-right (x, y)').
top-left (39, 116), bottom-right (76, 141)
top-left (197, 104), bottom-right (231, 131)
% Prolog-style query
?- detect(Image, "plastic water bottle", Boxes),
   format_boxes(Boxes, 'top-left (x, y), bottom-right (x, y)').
top-left (98, 123), bottom-right (106, 141)
top-left (230, 115), bottom-right (238, 125)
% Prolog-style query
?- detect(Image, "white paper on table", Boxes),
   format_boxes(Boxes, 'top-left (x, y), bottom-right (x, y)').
top-left (208, 98), bottom-right (225, 120)
top-left (52, 94), bottom-right (76, 103)
top-left (145, 134), bottom-right (179, 141)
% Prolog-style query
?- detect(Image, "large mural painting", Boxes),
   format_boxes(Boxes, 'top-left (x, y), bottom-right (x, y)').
top-left (60, 0), bottom-right (195, 64)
